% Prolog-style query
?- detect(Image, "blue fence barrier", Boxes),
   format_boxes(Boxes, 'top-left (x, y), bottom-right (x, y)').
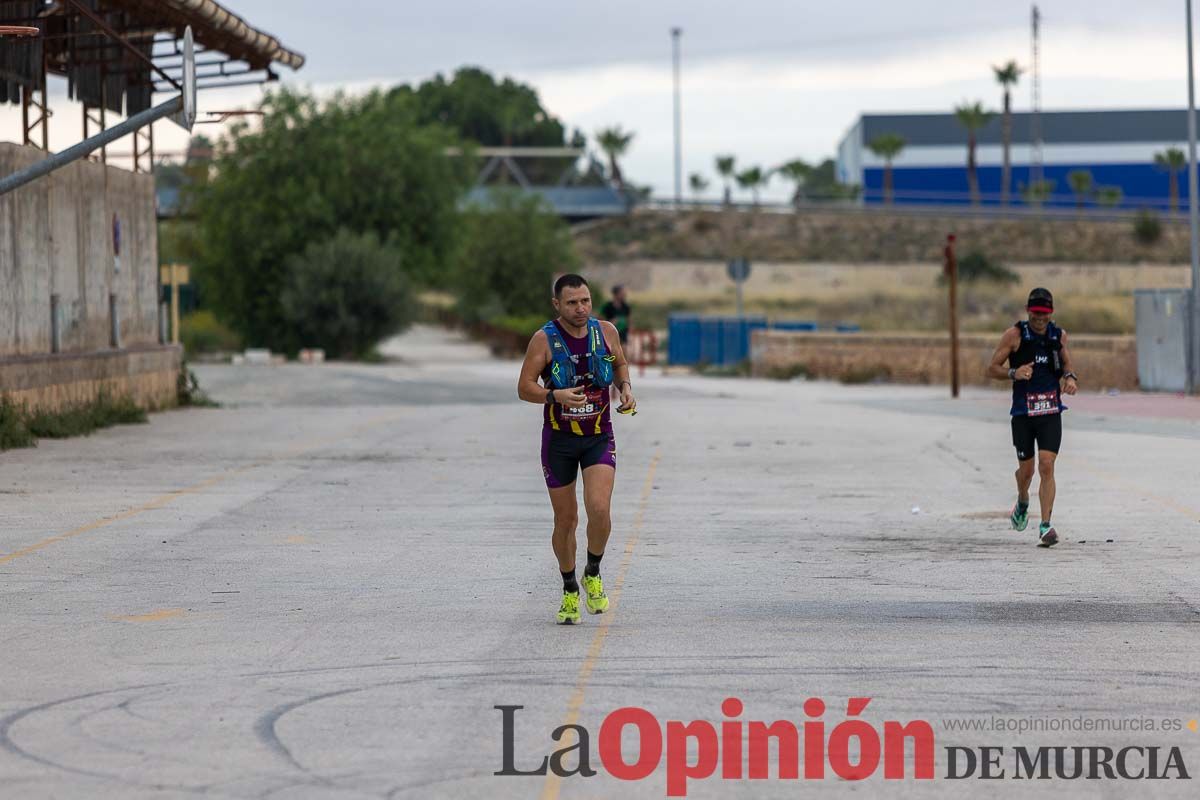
top-left (668, 315), bottom-right (860, 366)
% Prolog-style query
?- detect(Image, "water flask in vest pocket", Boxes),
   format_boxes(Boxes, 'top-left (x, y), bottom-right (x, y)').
top-left (592, 353), bottom-right (615, 388)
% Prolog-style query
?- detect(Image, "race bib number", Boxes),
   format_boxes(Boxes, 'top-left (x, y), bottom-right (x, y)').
top-left (562, 387), bottom-right (607, 419)
top-left (1026, 391), bottom-right (1060, 417)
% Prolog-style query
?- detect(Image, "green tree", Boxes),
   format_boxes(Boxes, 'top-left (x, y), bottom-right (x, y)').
top-left (954, 101), bottom-right (995, 206)
top-left (993, 61), bottom-right (1022, 206)
top-left (735, 166), bottom-right (768, 207)
top-left (1096, 185), bottom-right (1124, 207)
top-left (715, 154), bottom-right (737, 204)
top-left (279, 229), bottom-right (415, 359)
top-left (1154, 147), bottom-right (1187, 213)
top-left (454, 190), bottom-right (579, 322)
top-left (867, 134), bottom-right (906, 204)
top-left (1067, 169), bottom-right (1095, 210)
top-left (403, 67), bottom-right (565, 147)
top-left (688, 172), bottom-right (709, 201)
top-left (596, 126), bottom-right (635, 189)
top-left (1020, 178), bottom-right (1056, 207)
top-left (195, 88), bottom-right (468, 352)
top-left (804, 158), bottom-right (861, 202)
top-left (774, 159), bottom-right (813, 205)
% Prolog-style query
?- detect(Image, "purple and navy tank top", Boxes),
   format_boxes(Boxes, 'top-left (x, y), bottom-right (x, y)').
top-left (541, 319), bottom-right (613, 436)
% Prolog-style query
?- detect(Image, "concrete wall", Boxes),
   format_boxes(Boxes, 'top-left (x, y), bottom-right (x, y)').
top-left (751, 330), bottom-right (1139, 391)
top-left (0, 142), bottom-right (177, 413)
top-left (0, 142), bottom-right (159, 357)
top-left (0, 345), bottom-right (181, 413)
top-left (575, 209), bottom-right (1194, 265)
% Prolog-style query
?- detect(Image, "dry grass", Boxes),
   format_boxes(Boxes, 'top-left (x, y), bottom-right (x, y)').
top-left (585, 261), bottom-right (1190, 335)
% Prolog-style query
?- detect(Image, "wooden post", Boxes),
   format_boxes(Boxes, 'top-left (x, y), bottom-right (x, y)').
top-left (170, 264), bottom-right (181, 345)
top-left (945, 234), bottom-right (960, 398)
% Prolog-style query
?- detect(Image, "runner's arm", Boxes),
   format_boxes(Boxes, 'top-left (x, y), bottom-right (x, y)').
top-left (517, 331), bottom-right (554, 404)
top-left (986, 327), bottom-right (1022, 380)
top-left (1059, 331), bottom-right (1079, 394)
top-left (601, 321), bottom-right (637, 410)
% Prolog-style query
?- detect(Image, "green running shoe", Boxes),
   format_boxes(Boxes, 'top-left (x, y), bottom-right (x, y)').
top-left (583, 573), bottom-right (609, 614)
top-left (1010, 502), bottom-right (1029, 532)
top-left (1037, 523), bottom-right (1059, 548)
top-left (556, 591), bottom-right (581, 624)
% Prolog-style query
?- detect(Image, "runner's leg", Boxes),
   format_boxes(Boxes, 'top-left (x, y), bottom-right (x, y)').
top-left (1037, 451), bottom-right (1057, 524)
top-left (548, 484), bottom-right (579, 573)
top-left (581, 464), bottom-right (615, 561)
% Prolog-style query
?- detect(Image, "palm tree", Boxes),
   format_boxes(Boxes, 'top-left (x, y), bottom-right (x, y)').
top-left (689, 172), bottom-right (709, 201)
top-left (1020, 179), bottom-right (1056, 208)
top-left (954, 101), bottom-right (995, 206)
top-left (867, 134), bottom-right (906, 204)
top-left (1154, 147), bottom-right (1187, 213)
top-left (735, 166), bottom-right (767, 207)
top-left (1066, 169), bottom-right (1094, 210)
top-left (773, 159), bottom-right (812, 206)
top-left (993, 61), bottom-right (1023, 207)
top-left (596, 126), bottom-right (634, 189)
top-left (1096, 186), bottom-right (1123, 208)
top-left (715, 154), bottom-right (737, 205)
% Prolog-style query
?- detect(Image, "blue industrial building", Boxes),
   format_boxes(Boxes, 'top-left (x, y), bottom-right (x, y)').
top-left (837, 110), bottom-right (1192, 210)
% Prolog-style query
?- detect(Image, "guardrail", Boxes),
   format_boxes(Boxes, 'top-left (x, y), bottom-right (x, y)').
top-left (635, 198), bottom-right (1189, 224)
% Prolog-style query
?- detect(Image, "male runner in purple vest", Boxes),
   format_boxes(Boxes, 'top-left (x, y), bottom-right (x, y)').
top-left (517, 274), bottom-right (637, 623)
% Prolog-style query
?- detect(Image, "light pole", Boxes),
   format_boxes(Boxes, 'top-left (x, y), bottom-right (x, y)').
top-left (1188, 0), bottom-right (1200, 392)
top-left (672, 26), bottom-right (682, 210)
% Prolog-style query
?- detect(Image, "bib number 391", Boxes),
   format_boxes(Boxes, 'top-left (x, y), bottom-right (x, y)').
top-left (1026, 391), bottom-right (1059, 417)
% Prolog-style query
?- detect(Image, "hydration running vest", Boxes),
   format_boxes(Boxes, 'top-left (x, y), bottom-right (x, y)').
top-left (1008, 320), bottom-right (1066, 416)
top-left (542, 318), bottom-right (615, 390)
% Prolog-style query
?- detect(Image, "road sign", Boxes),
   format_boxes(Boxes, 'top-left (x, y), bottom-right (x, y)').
top-left (727, 258), bottom-right (751, 283)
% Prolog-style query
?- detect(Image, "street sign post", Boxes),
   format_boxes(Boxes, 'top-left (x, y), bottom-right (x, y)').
top-left (727, 258), bottom-right (751, 318)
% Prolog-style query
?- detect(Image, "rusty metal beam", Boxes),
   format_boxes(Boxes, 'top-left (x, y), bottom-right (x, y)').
top-left (60, 0), bottom-right (181, 91)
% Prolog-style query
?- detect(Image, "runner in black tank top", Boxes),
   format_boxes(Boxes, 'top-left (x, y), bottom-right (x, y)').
top-left (986, 288), bottom-right (1079, 547)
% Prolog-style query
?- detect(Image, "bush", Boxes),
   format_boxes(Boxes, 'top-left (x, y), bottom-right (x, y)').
top-left (697, 359), bottom-right (752, 377)
top-left (454, 189), bottom-right (579, 323)
top-left (940, 250), bottom-right (1019, 285)
top-left (179, 310), bottom-right (241, 357)
top-left (840, 365), bottom-right (891, 384)
top-left (195, 88), bottom-right (468, 352)
top-left (1133, 209), bottom-right (1163, 245)
top-left (25, 394), bottom-right (146, 439)
top-left (0, 397), bottom-right (35, 450)
top-left (177, 361), bottom-right (219, 407)
top-left (765, 363), bottom-right (811, 381)
top-left (280, 229), bottom-right (415, 359)
top-left (490, 314), bottom-right (548, 338)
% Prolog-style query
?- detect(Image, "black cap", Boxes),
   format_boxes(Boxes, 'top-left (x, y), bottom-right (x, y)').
top-left (1027, 287), bottom-right (1054, 313)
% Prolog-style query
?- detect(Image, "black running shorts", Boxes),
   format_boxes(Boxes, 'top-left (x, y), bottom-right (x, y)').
top-left (1011, 413), bottom-right (1062, 461)
top-left (541, 430), bottom-right (617, 488)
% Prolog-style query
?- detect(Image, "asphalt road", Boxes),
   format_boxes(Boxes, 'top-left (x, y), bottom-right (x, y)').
top-left (2, 325), bottom-right (1198, 799)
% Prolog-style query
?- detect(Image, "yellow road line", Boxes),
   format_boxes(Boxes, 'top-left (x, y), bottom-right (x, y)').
top-left (112, 608), bottom-right (186, 623)
top-left (541, 449), bottom-right (661, 800)
top-left (0, 412), bottom-right (402, 566)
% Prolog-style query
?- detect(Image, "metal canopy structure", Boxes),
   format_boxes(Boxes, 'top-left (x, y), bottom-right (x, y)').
top-left (454, 146), bottom-right (632, 220)
top-left (0, 0), bottom-right (303, 171)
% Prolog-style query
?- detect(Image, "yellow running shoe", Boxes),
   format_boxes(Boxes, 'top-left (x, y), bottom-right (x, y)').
top-left (556, 591), bottom-right (581, 624)
top-left (583, 573), bottom-right (609, 614)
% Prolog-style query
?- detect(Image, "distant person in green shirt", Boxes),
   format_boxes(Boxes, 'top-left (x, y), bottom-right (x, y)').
top-left (601, 285), bottom-right (632, 344)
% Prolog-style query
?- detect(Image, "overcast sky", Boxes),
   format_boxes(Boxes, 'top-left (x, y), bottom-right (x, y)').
top-left (4, 1), bottom-right (1197, 200)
